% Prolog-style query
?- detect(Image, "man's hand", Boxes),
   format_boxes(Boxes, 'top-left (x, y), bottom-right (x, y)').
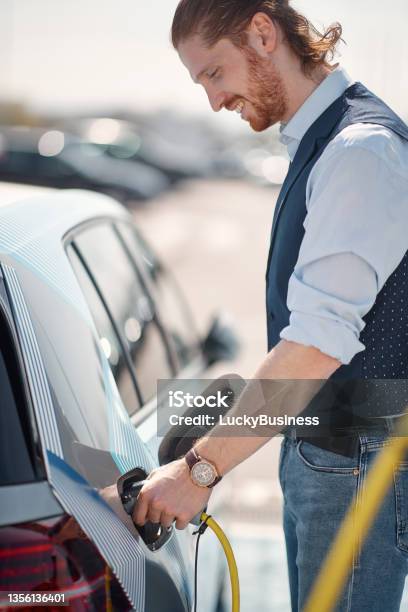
top-left (132, 458), bottom-right (212, 530)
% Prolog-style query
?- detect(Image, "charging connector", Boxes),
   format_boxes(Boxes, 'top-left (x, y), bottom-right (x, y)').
top-left (117, 469), bottom-right (240, 611)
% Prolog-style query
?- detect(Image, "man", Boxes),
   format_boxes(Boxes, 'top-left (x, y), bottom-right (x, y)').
top-left (134, 2), bottom-right (408, 609)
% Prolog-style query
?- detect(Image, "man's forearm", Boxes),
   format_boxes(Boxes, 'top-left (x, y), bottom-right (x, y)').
top-left (195, 339), bottom-right (341, 475)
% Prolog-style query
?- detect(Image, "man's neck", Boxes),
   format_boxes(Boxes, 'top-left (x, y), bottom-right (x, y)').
top-left (282, 64), bottom-right (333, 123)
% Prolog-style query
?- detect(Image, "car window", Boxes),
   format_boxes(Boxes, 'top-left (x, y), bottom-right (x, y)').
top-left (67, 244), bottom-right (141, 416)
top-left (73, 223), bottom-right (173, 404)
top-left (0, 310), bottom-right (36, 485)
top-left (116, 222), bottom-right (200, 370)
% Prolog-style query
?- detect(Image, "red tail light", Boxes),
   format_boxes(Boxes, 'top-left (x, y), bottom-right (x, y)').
top-left (0, 516), bottom-right (130, 610)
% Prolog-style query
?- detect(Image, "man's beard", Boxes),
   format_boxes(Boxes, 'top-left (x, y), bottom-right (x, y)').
top-left (242, 46), bottom-right (288, 132)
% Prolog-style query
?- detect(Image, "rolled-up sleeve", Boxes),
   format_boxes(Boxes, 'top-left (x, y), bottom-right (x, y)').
top-left (280, 132), bottom-right (408, 364)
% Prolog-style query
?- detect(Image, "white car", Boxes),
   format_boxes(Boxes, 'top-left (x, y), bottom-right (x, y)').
top-left (0, 184), bottom-right (238, 611)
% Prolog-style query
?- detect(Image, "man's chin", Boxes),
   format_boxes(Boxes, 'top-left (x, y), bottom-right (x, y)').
top-left (249, 116), bottom-right (275, 132)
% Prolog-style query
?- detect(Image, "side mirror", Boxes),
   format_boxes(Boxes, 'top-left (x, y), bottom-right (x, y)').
top-left (202, 314), bottom-right (240, 366)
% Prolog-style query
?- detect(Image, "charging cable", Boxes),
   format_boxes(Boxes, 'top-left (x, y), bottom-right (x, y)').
top-left (193, 512), bottom-right (240, 612)
top-left (117, 470), bottom-right (240, 612)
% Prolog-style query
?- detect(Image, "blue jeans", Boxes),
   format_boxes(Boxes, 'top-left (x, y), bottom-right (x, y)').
top-left (279, 433), bottom-right (408, 611)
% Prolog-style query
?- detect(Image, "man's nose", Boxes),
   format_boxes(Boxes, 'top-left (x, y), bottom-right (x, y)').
top-left (205, 86), bottom-right (226, 112)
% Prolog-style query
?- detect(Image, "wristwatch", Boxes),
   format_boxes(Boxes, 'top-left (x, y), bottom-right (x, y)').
top-left (185, 447), bottom-right (222, 488)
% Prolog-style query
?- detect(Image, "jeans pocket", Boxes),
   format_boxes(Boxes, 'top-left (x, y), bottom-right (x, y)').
top-left (278, 437), bottom-right (289, 489)
top-left (394, 461), bottom-right (408, 553)
top-left (296, 440), bottom-right (360, 474)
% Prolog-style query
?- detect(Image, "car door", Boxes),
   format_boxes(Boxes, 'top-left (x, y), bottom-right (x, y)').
top-left (112, 223), bottom-right (230, 612)
top-left (67, 220), bottom-right (224, 612)
top-left (65, 221), bottom-right (195, 610)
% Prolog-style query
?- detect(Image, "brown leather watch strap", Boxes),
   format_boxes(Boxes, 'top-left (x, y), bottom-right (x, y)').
top-left (207, 475), bottom-right (222, 488)
top-left (185, 447), bottom-right (200, 470)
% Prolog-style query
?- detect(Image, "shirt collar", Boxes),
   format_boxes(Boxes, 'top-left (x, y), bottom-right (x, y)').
top-left (279, 67), bottom-right (354, 161)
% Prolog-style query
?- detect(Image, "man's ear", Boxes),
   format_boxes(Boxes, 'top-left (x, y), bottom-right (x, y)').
top-left (246, 12), bottom-right (278, 56)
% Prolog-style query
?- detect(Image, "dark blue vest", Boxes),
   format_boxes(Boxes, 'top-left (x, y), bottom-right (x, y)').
top-left (266, 83), bottom-right (408, 446)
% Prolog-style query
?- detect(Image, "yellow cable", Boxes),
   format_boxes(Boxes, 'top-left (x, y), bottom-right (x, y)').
top-left (200, 512), bottom-right (240, 612)
top-left (304, 417), bottom-right (408, 612)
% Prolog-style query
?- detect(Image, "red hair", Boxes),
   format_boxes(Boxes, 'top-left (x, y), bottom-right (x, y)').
top-left (172, 0), bottom-right (343, 75)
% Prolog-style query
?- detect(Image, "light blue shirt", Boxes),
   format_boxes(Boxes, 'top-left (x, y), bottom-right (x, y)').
top-left (278, 67), bottom-right (408, 364)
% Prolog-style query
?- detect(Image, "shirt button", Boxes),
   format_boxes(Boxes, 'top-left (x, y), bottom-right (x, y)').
top-left (353, 469), bottom-right (360, 476)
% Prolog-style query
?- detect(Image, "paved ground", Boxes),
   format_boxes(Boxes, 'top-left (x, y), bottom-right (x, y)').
top-left (133, 178), bottom-right (408, 611)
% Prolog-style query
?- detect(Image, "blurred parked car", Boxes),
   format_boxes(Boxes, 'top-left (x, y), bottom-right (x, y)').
top-left (0, 126), bottom-right (170, 203)
top-left (63, 117), bottom-right (214, 184)
top-left (0, 183), bottom-right (239, 611)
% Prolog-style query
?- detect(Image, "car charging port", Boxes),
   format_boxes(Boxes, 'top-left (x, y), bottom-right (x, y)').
top-left (117, 468), bottom-right (173, 552)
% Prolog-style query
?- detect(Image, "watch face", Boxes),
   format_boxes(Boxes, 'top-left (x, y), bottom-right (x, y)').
top-left (191, 461), bottom-right (216, 487)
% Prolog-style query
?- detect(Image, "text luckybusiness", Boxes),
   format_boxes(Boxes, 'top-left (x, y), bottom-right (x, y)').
top-left (167, 390), bottom-right (319, 428)
top-left (168, 413), bottom-right (320, 428)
